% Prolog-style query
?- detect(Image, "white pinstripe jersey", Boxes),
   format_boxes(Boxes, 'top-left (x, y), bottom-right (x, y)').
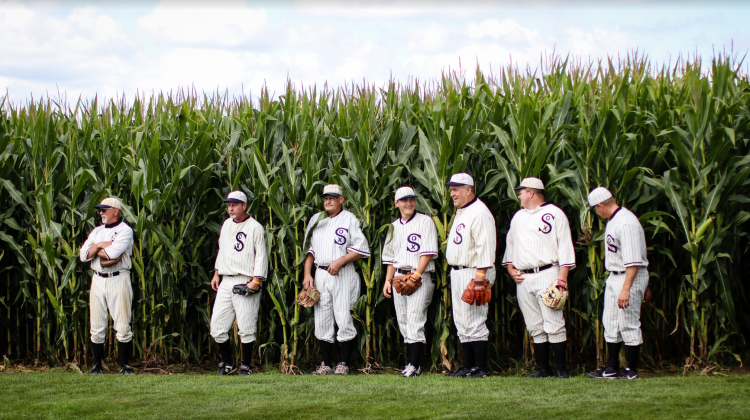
top-left (382, 212), bottom-right (438, 272)
top-left (215, 216), bottom-right (269, 279)
top-left (604, 207), bottom-right (649, 272)
top-left (305, 209), bottom-right (370, 265)
top-left (79, 221), bottom-right (134, 272)
top-left (501, 203), bottom-right (576, 270)
top-left (445, 198), bottom-right (496, 269)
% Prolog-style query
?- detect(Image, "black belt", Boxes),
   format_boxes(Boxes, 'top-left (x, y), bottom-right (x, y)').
top-left (518, 264), bottom-right (554, 274)
top-left (316, 266), bottom-right (329, 271)
top-left (451, 266), bottom-right (473, 271)
top-left (95, 271), bottom-right (120, 278)
top-left (396, 269), bottom-right (413, 275)
top-left (611, 271), bottom-right (625, 275)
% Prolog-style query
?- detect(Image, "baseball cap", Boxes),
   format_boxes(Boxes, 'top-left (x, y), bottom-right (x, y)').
top-left (321, 184), bottom-right (343, 197)
top-left (94, 197), bottom-right (122, 209)
top-left (224, 191), bottom-right (247, 203)
top-left (588, 187), bottom-right (613, 211)
top-left (515, 177), bottom-right (545, 190)
top-left (445, 173), bottom-right (474, 187)
top-left (394, 186), bottom-right (417, 201)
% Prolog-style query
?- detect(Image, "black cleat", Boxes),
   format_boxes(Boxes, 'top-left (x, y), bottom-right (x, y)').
top-left (120, 365), bottom-right (135, 375)
top-left (216, 362), bottom-right (234, 376)
top-left (618, 367), bottom-right (639, 380)
top-left (238, 364), bottom-right (252, 375)
top-left (557, 369), bottom-right (570, 379)
top-left (468, 367), bottom-right (492, 379)
top-left (587, 364), bottom-right (620, 379)
top-left (526, 367), bottom-right (553, 378)
top-left (88, 364), bottom-right (103, 374)
top-left (446, 366), bottom-right (472, 378)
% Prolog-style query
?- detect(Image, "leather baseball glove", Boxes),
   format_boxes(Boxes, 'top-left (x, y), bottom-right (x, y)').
top-left (461, 280), bottom-right (491, 305)
top-left (391, 275), bottom-right (409, 295)
top-left (642, 286), bottom-right (653, 308)
top-left (233, 283), bottom-right (261, 296)
top-left (541, 279), bottom-right (568, 310)
top-left (295, 286), bottom-right (320, 308)
top-left (398, 275), bottom-right (422, 296)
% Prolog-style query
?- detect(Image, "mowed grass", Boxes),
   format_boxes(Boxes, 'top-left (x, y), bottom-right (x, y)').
top-left (1, 371), bottom-right (749, 419)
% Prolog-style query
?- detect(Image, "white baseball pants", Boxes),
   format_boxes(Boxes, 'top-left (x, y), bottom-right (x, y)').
top-left (392, 272), bottom-right (435, 344)
top-left (516, 266), bottom-right (567, 344)
top-left (314, 264), bottom-right (361, 343)
top-left (210, 275), bottom-right (261, 344)
top-left (451, 267), bottom-right (495, 343)
top-left (603, 268), bottom-right (649, 345)
top-left (89, 272), bottom-right (133, 344)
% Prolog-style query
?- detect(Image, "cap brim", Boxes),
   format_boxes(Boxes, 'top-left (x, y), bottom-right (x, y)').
top-left (396, 195), bottom-right (417, 200)
top-left (446, 182), bottom-right (471, 186)
top-left (224, 198), bottom-right (246, 203)
top-left (94, 204), bottom-right (112, 209)
top-left (588, 205), bottom-right (596, 212)
top-left (515, 186), bottom-right (527, 190)
top-left (321, 193), bottom-right (341, 197)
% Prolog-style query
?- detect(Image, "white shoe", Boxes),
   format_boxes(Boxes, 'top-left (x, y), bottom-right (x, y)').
top-left (402, 364), bottom-right (421, 378)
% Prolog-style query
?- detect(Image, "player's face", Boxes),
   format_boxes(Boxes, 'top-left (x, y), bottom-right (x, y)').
top-left (449, 185), bottom-right (471, 207)
top-left (227, 202), bottom-right (247, 219)
top-left (518, 188), bottom-right (531, 208)
top-left (395, 197), bottom-right (416, 218)
top-left (98, 207), bottom-right (119, 225)
top-left (323, 195), bottom-right (344, 214)
top-left (594, 204), bottom-right (605, 219)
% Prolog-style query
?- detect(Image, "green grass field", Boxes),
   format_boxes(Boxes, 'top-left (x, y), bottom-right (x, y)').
top-left (1, 372), bottom-right (749, 419)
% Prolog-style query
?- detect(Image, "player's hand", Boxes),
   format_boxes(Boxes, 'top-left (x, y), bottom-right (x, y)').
top-left (327, 259), bottom-right (344, 276)
top-left (557, 278), bottom-right (568, 288)
top-left (618, 289), bottom-right (631, 309)
top-left (303, 274), bottom-right (315, 290)
top-left (210, 273), bottom-right (220, 292)
top-left (245, 280), bottom-right (260, 296)
top-left (383, 279), bottom-right (392, 298)
top-left (473, 280), bottom-right (487, 291)
top-left (509, 269), bottom-right (524, 284)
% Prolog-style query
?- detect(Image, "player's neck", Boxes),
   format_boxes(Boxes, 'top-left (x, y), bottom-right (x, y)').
top-left (233, 213), bottom-right (249, 223)
top-left (523, 200), bottom-right (545, 211)
top-left (399, 211), bottom-right (416, 223)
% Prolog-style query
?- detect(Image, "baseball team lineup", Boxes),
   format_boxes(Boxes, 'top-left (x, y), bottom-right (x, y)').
top-left (80, 173), bottom-right (650, 380)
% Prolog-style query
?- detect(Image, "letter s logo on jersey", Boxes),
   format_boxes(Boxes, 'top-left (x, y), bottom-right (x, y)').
top-left (539, 213), bottom-right (554, 234)
top-left (407, 233), bottom-right (421, 252)
top-left (234, 232), bottom-right (247, 252)
top-left (606, 234), bottom-right (618, 253)
top-left (452, 223), bottom-right (465, 244)
top-left (334, 228), bottom-right (349, 245)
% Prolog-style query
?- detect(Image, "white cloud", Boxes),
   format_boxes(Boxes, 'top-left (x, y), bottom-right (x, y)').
top-left (407, 23), bottom-right (451, 53)
top-left (136, 0), bottom-right (268, 47)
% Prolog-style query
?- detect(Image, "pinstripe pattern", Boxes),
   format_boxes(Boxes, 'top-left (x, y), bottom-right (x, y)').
top-left (501, 203), bottom-right (575, 270)
top-left (516, 266), bottom-right (567, 343)
top-left (314, 264), bottom-right (361, 342)
top-left (604, 207), bottom-right (649, 272)
top-left (304, 209), bottom-right (371, 264)
top-left (392, 273), bottom-right (435, 343)
top-left (603, 269), bottom-right (649, 345)
top-left (80, 221), bottom-right (134, 344)
top-left (381, 212), bottom-right (438, 271)
top-left (445, 198), bottom-right (496, 269)
top-left (451, 267), bottom-right (496, 343)
top-left (215, 217), bottom-right (269, 279)
top-left (210, 275), bottom-right (262, 344)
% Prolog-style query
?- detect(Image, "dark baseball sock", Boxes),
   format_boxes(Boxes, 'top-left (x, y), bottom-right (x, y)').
top-left (340, 339), bottom-right (354, 366)
top-left (462, 342), bottom-right (475, 368)
top-left (218, 340), bottom-right (233, 365)
top-left (319, 340), bottom-right (333, 367)
top-left (625, 345), bottom-right (640, 370)
top-left (117, 341), bottom-right (131, 367)
top-left (410, 342), bottom-right (423, 367)
top-left (607, 342), bottom-right (623, 370)
top-left (550, 341), bottom-right (568, 372)
top-left (91, 342), bottom-right (104, 367)
top-left (473, 340), bottom-right (489, 371)
top-left (241, 342), bottom-right (254, 366)
top-left (534, 342), bottom-right (550, 370)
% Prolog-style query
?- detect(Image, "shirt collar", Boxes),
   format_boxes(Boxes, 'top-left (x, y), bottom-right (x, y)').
top-left (104, 220), bottom-right (122, 229)
top-left (328, 208), bottom-right (344, 218)
top-left (459, 196), bottom-right (478, 209)
top-left (232, 214), bottom-right (249, 224)
top-left (610, 206), bottom-right (623, 220)
top-left (523, 202), bottom-right (550, 214)
top-left (400, 212), bottom-right (418, 225)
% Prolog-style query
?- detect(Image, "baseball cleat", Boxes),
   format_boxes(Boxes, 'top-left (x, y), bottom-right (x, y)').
top-left (333, 362), bottom-right (349, 375)
top-left (526, 367), bottom-right (553, 378)
top-left (120, 365), bottom-right (135, 375)
top-left (587, 364), bottom-right (620, 379)
top-left (402, 364), bottom-right (421, 378)
top-left (468, 367), bottom-right (492, 379)
top-left (557, 369), bottom-right (570, 379)
top-left (238, 364), bottom-right (252, 375)
top-left (310, 363), bottom-right (334, 375)
top-left (87, 364), bottom-right (103, 374)
top-left (446, 366), bottom-right (472, 378)
top-left (618, 367), bottom-right (639, 380)
top-left (216, 362), bottom-right (234, 376)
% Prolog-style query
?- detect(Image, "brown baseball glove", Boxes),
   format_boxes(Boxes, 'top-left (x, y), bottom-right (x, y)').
top-left (461, 280), bottom-right (476, 304)
top-left (399, 275), bottom-right (422, 296)
top-left (391, 275), bottom-right (409, 295)
top-left (462, 280), bottom-right (491, 305)
top-left (295, 287), bottom-right (321, 308)
top-left (642, 286), bottom-right (653, 308)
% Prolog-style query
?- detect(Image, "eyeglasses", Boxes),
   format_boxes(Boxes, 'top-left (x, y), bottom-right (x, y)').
top-left (98, 208), bottom-right (110, 213)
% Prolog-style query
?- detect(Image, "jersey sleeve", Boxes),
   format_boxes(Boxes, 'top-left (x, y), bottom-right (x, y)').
top-left (556, 211), bottom-right (576, 268)
top-left (501, 218), bottom-right (515, 266)
top-left (101, 226), bottom-right (133, 260)
top-left (347, 216), bottom-right (370, 257)
top-left (252, 224), bottom-right (269, 279)
top-left (381, 225), bottom-right (396, 265)
top-left (79, 229), bottom-right (97, 262)
top-left (620, 223), bottom-right (647, 267)
top-left (471, 212), bottom-right (497, 269)
top-left (420, 217), bottom-right (439, 258)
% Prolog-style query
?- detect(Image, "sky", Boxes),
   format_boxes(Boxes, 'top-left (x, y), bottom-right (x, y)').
top-left (1, 0), bottom-right (749, 104)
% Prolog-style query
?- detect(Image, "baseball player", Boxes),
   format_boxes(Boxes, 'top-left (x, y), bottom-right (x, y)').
top-left (586, 187), bottom-right (649, 380)
top-left (502, 177), bottom-right (576, 379)
top-left (303, 184), bottom-right (370, 375)
top-left (381, 186), bottom-right (439, 378)
top-left (79, 197), bottom-right (135, 374)
top-left (210, 191), bottom-right (268, 376)
top-left (443, 173), bottom-right (497, 379)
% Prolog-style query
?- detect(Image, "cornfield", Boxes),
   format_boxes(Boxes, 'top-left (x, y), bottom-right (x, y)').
top-left (1, 53), bottom-right (749, 372)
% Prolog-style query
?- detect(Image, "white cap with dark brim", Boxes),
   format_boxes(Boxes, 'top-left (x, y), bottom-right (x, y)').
top-left (321, 184), bottom-right (343, 197)
top-left (394, 186), bottom-right (417, 201)
top-left (94, 197), bottom-right (122, 209)
top-left (445, 173), bottom-right (474, 187)
top-left (515, 177), bottom-right (545, 190)
top-left (224, 191), bottom-right (247, 203)
top-left (588, 187), bottom-right (613, 211)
